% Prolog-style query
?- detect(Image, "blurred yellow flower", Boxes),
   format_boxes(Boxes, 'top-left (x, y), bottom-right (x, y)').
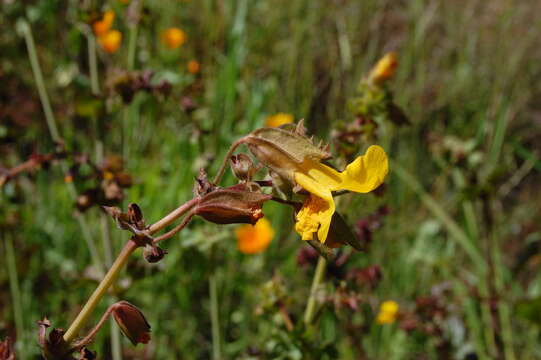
top-left (93, 10), bottom-right (115, 37)
top-left (235, 218), bottom-right (274, 254)
top-left (265, 113), bottom-right (294, 128)
top-left (376, 300), bottom-right (399, 324)
top-left (369, 52), bottom-right (398, 85)
top-left (98, 30), bottom-right (122, 53)
top-left (294, 145), bottom-right (388, 243)
top-left (187, 60), bottom-right (200, 74)
top-left (161, 28), bottom-right (187, 49)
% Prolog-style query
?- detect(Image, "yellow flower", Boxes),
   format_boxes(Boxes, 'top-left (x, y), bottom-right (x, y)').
top-left (369, 52), bottom-right (398, 85)
top-left (161, 27), bottom-right (187, 49)
top-left (294, 145), bottom-right (388, 243)
top-left (376, 300), bottom-right (399, 324)
top-left (187, 60), bottom-right (200, 74)
top-left (235, 218), bottom-right (274, 254)
top-left (266, 113), bottom-right (294, 128)
top-left (98, 30), bottom-right (122, 53)
top-left (93, 10), bottom-right (115, 37)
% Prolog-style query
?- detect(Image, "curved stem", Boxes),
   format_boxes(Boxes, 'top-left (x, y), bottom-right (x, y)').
top-left (73, 304), bottom-right (115, 349)
top-left (149, 198), bottom-right (198, 234)
top-left (303, 256), bottom-right (327, 325)
top-left (153, 212), bottom-right (194, 244)
top-left (212, 138), bottom-right (245, 185)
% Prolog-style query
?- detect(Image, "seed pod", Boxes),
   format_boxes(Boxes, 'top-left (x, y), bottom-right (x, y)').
top-left (243, 125), bottom-right (330, 182)
top-left (195, 183), bottom-right (272, 225)
top-left (111, 301), bottom-right (151, 346)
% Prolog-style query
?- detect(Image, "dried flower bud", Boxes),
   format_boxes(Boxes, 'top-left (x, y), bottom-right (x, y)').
top-left (0, 337), bottom-right (15, 360)
top-left (195, 183), bottom-right (272, 225)
top-left (229, 154), bottom-right (257, 181)
top-left (347, 265), bottom-right (382, 289)
top-left (111, 301), bottom-right (151, 346)
top-left (103, 204), bottom-right (153, 245)
top-left (243, 123), bottom-right (330, 183)
top-left (37, 318), bottom-right (73, 359)
top-left (143, 244), bottom-right (167, 263)
top-left (77, 348), bottom-right (97, 360)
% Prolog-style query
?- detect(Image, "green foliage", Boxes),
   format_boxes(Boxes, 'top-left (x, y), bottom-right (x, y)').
top-left (2, 0), bottom-right (541, 359)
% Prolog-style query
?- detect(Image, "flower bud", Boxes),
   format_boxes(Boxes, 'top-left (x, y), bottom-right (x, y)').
top-left (229, 154), bottom-right (257, 181)
top-left (37, 318), bottom-right (72, 359)
top-left (143, 244), bottom-right (167, 263)
top-left (368, 52), bottom-right (398, 85)
top-left (111, 301), bottom-right (151, 346)
top-left (195, 183), bottom-right (272, 225)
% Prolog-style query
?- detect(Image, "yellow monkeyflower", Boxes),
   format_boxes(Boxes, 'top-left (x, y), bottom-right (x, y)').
top-left (266, 113), bottom-right (294, 128)
top-left (294, 145), bottom-right (388, 243)
top-left (93, 10), bottom-right (115, 37)
top-left (376, 300), bottom-right (399, 324)
top-left (98, 30), bottom-right (122, 53)
top-left (235, 218), bottom-right (274, 254)
top-left (161, 27), bottom-right (187, 49)
top-left (369, 52), bottom-right (398, 85)
top-left (187, 60), bottom-right (200, 74)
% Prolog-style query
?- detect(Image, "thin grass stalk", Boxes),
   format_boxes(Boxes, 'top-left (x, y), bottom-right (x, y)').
top-left (18, 20), bottom-right (60, 143)
top-left (21, 19), bottom-right (106, 273)
top-left (303, 256), bottom-right (327, 325)
top-left (209, 273), bottom-right (221, 360)
top-left (4, 232), bottom-right (26, 357)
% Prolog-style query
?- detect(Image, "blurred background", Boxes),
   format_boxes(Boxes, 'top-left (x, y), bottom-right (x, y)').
top-left (1, 0), bottom-right (541, 359)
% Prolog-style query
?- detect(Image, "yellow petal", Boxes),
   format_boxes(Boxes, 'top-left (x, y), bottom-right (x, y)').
top-left (340, 145), bottom-right (388, 193)
top-left (294, 173), bottom-right (335, 243)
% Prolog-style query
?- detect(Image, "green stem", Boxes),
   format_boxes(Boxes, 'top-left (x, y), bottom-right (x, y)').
top-left (63, 240), bottom-right (137, 343)
top-left (19, 20), bottom-right (61, 143)
top-left (303, 256), bottom-right (327, 325)
top-left (63, 199), bottom-right (197, 343)
top-left (101, 216), bottom-right (123, 360)
top-left (209, 273), bottom-right (221, 360)
top-left (4, 233), bottom-right (25, 356)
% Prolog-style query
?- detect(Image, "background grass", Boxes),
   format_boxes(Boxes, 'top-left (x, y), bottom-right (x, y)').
top-left (2, 0), bottom-right (541, 358)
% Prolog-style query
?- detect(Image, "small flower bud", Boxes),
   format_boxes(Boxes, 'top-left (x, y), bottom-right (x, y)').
top-left (111, 301), bottom-right (151, 346)
top-left (229, 154), bottom-right (257, 181)
top-left (368, 52), bottom-right (398, 85)
top-left (195, 183), bottom-right (272, 225)
top-left (143, 244), bottom-right (167, 263)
